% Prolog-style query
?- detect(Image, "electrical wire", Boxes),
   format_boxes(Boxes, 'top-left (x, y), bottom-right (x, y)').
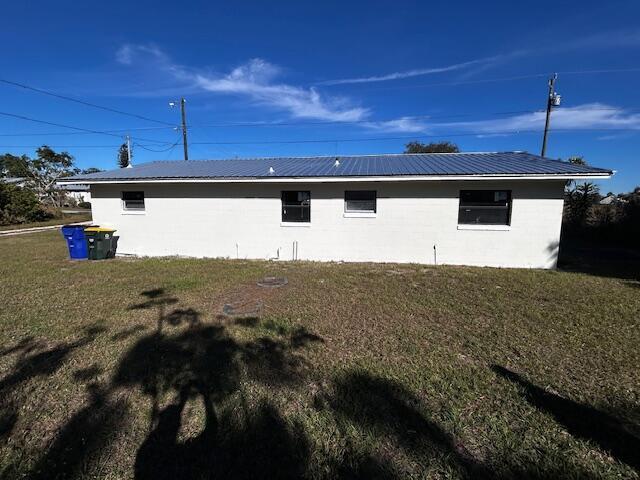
top-left (0, 127), bottom-right (636, 149)
top-left (0, 111), bottom-right (173, 145)
top-left (0, 78), bottom-right (175, 126)
top-left (3, 106), bottom-right (639, 138)
top-left (134, 137), bottom-right (183, 153)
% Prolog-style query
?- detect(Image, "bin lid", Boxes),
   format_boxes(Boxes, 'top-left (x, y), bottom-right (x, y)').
top-left (84, 227), bottom-right (117, 233)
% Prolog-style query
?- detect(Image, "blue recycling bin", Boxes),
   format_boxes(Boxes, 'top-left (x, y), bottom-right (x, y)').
top-left (61, 225), bottom-right (89, 259)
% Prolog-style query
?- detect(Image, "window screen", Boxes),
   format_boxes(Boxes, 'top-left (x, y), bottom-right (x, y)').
top-left (122, 191), bottom-right (145, 210)
top-left (281, 191), bottom-right (310, 222)
top-left (345, 190), bottom-right (376, 213)
top-left (458, 190), bottom-right (511, 225)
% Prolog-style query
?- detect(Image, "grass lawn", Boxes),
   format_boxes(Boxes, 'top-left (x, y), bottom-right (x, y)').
top-left (0, 212), bottom-right (92, 231)
top-left (0, 232), bottom-right (638, 479)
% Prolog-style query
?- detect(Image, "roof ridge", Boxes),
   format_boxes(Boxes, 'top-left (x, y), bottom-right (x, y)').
top-left (138, 151), bottom-right (520, 164)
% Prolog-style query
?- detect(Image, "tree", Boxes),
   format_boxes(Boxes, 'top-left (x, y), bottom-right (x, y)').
top-left (404, 141), bottom-right (459, 154)
top-left (567, 156), bottom-right (586, 166)
top-left (0, 181), bottom-right (51, 225)
top-left (117, 143), bottom-right (130, 168)
top-left (81, 167), bottom-right (102, 175)
top-left (0, 154), bottom-right (30, 177)
top-left (566, 181), bottom-right (600, 227)
top-left (22, 146), bottom-right (77, 208)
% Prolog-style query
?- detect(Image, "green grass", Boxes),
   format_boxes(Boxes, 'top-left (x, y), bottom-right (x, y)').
top-left (0, 231), bottom-right (638, 479)
top-left (0, 212), bottom-right (92, 231)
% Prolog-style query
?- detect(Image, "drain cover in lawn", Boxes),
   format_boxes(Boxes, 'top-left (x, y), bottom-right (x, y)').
top-left (256, 276), bottom-right (288, 288)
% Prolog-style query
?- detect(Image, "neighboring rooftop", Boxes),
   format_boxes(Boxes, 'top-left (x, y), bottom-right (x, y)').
top-left (60, 152), bottom-right (613, 183)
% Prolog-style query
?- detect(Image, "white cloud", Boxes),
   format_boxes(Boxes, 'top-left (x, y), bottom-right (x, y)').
top-left (116, 44), bottom-right (169, 66)
top-left (116, 46), bottom-right (368, 122)
top-left (318, 28), bottom-right (640, 87)
top-left (193, 60), bottom-right (368, 121)
top-left (317, 59), bottom-right (485, 86)
top-left (363, 116), bottom-right (429, 133)
top-left (318, 50), bottom-right (532, 86)
top-left (434, 103), bottom-right (640, 134)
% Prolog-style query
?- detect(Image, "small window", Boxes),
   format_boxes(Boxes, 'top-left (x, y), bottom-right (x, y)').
top-left (122, 191), bottom-right (145, 211)
top-left (345, 190), bottom-right (376, 213)
top-left (458, 190), bottom-right (511, 225)
top-left (282, 191), bottom-right (310, 222)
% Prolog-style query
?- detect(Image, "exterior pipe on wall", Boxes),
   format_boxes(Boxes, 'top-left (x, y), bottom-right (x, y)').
top-left (433, 245), bottom-right (437, 265)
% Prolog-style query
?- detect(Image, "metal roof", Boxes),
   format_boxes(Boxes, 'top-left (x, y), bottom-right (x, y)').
top-left (61, 152), bottom-right (613, 183)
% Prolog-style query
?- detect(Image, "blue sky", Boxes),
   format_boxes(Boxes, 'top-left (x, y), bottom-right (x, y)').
top-left (1, 0), bottom-right (639, 192)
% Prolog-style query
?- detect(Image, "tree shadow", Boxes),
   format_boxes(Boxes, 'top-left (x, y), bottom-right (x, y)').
top-left (27, 384), bottom-right (129, 480)
top-left (119, 291), bottom-right (321, 479)
top-left (0, 324), bottom-right (108, 468)
top-left (557, 238), bottom-right (640, 282)
top-left (492, 365), bottom-right (640, 472)
top-left (319, 371), bottom-right (492, 479)
top-left (15, 287), bottom-right (324, 479)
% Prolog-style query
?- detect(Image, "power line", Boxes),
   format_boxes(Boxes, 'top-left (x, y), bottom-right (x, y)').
top-left (0, 78), bottom-right (175, 126)
top-left (3, 105), bottom-right (638, 138)
top-left (0, 125), bottom-right (175, 137)
top-left (0, 109), bottom-right (544, 136)
top-left (3, 126), bottom-right (632, 149)
top-left (0, 110), bottom-right (173, 145)
top-left (186, 128), bottom-right (638, 145)
top-left (134, 137), bottom-right (183, 153)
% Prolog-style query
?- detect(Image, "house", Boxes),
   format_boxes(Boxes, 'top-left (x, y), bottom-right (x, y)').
top-left (59, 152), bottom-right (612, 269)
top-left (2, 177), bottom-right (28, 187)
top-left (1, 177), bottom-right (90, 204)
top-left (59, 184), bottom-right (91, 204)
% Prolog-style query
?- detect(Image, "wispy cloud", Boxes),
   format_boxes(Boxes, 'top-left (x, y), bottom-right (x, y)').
top-left (435, 103), bottom-right (640, 134)
top-left (319, 28), bottom-right (640, 87)
top-left (363, 116), bottom-right (429, 133)
top-left (317, 59), bottom-right (489, 86)
top-left (319, 51), bottom-right (531, 86)
top-left (116, 45), bottom-right (368, 122)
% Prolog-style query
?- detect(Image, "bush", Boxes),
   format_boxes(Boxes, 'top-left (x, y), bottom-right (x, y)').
top-left (78, 201), bottom-right (91, 209)
top-left (0, 182), bottom-right (54, 225)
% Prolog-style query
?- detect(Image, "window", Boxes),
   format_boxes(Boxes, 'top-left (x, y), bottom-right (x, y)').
top-left (281, 191), bottom-right (310, 222)
top-left (458, 190), bottom-right (511, 225)
top-left (122, 191), bottom-right (145, 211)
top-left (345, 190), bottom-right (376, 214)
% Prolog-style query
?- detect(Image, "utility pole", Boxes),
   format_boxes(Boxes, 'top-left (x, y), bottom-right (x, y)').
top-left (170, 97), bottom-right (189, 160)
top-left (126, 135), bottom-right (132, 168)
top-left (541, 73), bottom-right (561, 157)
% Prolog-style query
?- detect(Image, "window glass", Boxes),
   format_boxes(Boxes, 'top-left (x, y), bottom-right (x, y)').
top-left (122, 191), bottom-right (145, 210)
top-left (282, 191), bottom-right (310, 222)
top-left (458, 190), bottom-right (511, 225)
top-left (345, 190), bottom-right (376, 213)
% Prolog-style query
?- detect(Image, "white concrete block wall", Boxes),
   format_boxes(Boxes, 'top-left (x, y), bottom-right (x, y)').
top-left (90, 180), bottom-right (565, 268)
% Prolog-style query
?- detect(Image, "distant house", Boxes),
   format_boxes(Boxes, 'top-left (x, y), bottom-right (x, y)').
top-left (59, 184), bottom-right (91, 203)
top-left (60, 152), bottom-right (612, 269)
top-left (2, 177), bottom-right (27, 187)
top-left (1, 177), bottom-right (91, 204)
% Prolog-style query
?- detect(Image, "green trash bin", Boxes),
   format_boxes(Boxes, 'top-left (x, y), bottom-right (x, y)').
top-left (84, 227), bottom-right (117, 260)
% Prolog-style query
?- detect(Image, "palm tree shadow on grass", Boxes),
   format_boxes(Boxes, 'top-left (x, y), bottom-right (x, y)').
top-left (318, 371), bottom-right (492, 479)
top-left (20, 287), bottom-right (322, 480)
top-left (0, 325), bottom-right (106, 444)
top-left (492, 365), bottom-right (640, 473)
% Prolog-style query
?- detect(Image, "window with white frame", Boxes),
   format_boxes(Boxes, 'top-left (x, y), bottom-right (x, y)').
top-left (122, 191), bottom-right (145, 211)
top-left (281, 191), bottom-right (310, 222)
top-left (344, 190), bottom-right (376, 214)
top-left (458, 190), bottom-right (511, 225)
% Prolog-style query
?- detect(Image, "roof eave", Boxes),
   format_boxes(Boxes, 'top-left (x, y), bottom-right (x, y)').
top-left (57, 172), bottom-right (613, 185)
